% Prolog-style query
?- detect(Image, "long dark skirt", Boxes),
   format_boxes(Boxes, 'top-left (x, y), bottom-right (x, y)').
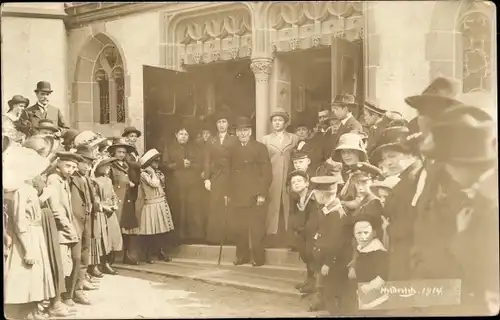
top-left (40, 207), bottom-right (66, 295)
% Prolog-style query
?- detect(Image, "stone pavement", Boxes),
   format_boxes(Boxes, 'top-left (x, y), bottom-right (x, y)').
top-left (65, 269), bottom-right (327, 318)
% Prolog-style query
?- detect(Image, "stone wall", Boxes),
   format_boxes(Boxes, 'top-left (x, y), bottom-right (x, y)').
top-left (67, 10), bottom-right (161, 153)
top-left (1, 3), bottom-right (68, 118)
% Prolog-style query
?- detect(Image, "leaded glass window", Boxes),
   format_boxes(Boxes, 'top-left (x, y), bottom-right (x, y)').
top-left (460, 12), bottom-right (491, 93)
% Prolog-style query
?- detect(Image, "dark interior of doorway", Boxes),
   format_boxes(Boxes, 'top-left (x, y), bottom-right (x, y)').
top-left (143, 60), bottom-right (256, 152)
top-left (280, 47), bottom-right (332, 122)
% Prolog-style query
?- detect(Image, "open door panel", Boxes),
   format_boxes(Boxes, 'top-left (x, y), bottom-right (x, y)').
top-left (143, 65), bottom-right (196, 152)
top-left (331, 37), bottom-right (363, 119)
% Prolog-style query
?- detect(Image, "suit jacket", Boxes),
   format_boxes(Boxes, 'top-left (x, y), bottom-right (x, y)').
top-left (203, 134), bottom-right (239, 183)
top-left (69, 172), bottom-right (96, 236)
top-left (19, 103), bottom-right (69, 135)
top-left (229, 139), bottom-right (272, 207)
top-left (47, 172), bottom-right (79, 244)
top-left (328, 115), bottom-right (363, 157)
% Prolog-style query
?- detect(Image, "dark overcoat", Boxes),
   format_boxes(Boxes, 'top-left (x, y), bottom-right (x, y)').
top-left (411, 163), bottom-right (499, 314)
top-left (228, 139), bottom-right (272, 208)
top-left (19, 103), bottom-right (69, 135)
top-left (203, 134), bottom-right (239, 243)
top-left (163, 140), bottom-right (204, 241)
top-left (109, 161), bottom-right (138, 229)
top-left (383, 159), bottom-right (423, 281)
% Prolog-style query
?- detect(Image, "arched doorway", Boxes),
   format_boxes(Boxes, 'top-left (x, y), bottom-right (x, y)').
top-left (72, 33), bottom-right (129, 137)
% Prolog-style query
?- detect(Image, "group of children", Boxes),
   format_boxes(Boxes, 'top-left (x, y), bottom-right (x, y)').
top-left (3, 122), bottom-right (175, 319)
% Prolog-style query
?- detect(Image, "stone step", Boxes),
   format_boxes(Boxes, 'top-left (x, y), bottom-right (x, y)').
top-left (113, 260), bottom-right (303, 297)
top-left (169, 245), bottom-right (304, 267)
top-left (162, 258), bottom-right (306, 283)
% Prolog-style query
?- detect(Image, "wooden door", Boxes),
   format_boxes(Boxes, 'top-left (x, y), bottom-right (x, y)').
top-left (143, 65), bottom-right (196, 152)
top-left (331, 37), bottom-right (363, 118)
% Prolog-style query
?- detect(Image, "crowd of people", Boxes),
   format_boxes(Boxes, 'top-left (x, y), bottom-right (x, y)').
top-left (2, 76), bottom-right (499, 318)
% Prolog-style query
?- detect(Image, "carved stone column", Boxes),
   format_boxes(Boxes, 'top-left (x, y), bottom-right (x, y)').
top-left (250, 57), bottom-right (273, 141)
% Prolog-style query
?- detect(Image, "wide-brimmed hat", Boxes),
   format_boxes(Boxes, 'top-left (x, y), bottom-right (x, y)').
top-left (371, 175), bottom-right (401, 191)
top-left (423, 104), bottom-right (496, 164)
top-left (140, 148), bottom-right (161, 167)
top-left (74, 130), bottom-right (107, 149)
top-left (331, 94), bottom-right (358, 108)
top-left (92, 157), bottom-right (118, 176)
top-left (56, 151), bottom-right (84, 164)
top-left (370, 126), bottom-right (413, 163)
top-left (122, 126), bottom-right (142, 138)
top-left (35, 119), bottom-right (59, 133)
top-left (8, 95), bottom-right (30, 108)
top-left (235, 116), bottom-right (252, 129)
top-left (287, 170), bottom-right (310, 186)
top-left (214, 108), bottom-right (232, 123)
top-left (334, 133), bottom-right (368, 161)
top-left (107, 137), bottom-right (136, 154)
top-left (349, 212), bottom-right (383, 235)
top-left (348, 162), bottom-right (384, 182)
top-left (75, 145), bottom-right (96, 161)
top-left (62, 129), bottom-right (80, 146)
top-left (404, 77), bottom-right (462, 118)
top-left (363, 101), bottom-right (386, 116)
top-left (34, 81), bottom-right (53, 93)
top-left (270, 108), bottom-right (290, 123)
top-left (3, 145), bottom-right (51, 191)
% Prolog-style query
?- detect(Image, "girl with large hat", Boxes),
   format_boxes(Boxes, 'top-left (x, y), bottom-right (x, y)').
top-left (107, 137), bottom-right (140, 265)
top-left (262, 108), bottom-right (299, 248)
top-left (136, 149), bottom-right (174, 263)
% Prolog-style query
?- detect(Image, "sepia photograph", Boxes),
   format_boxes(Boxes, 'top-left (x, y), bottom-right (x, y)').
top-left (1, 1), bottom-right (498, 318)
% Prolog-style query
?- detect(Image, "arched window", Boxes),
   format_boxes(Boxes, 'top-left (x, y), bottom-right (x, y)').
top-left (93, 45), bottom-right (126, 124)
top-left (459, 11), bottom-right (492, 93)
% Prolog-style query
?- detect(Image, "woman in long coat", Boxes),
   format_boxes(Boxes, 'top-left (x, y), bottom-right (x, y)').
top-left (163, 125), bottom-right (204, 244)
top-left (202, 111), bottom-right (238, 245)
top-left (108, 137), bottom-right (139, 265)
top-left (262, 108), bottom-right (299, 247)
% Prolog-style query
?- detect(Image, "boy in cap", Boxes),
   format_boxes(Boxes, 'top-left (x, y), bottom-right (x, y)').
top-left (46, 151), bottom-right (89, 306)
top-left (287, 170), bottom-right (317, 294)
top-left (291, 149), bottom-right (315, 178)
top-left (308, 169), bottom-right (351, 314)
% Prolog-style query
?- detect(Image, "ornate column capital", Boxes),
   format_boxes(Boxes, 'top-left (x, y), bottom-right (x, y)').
top-left (250, 58), bottom-right (273, 83)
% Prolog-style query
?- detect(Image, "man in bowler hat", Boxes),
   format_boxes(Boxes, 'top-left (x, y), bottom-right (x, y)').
top-left (411, 104), bottom-right (499, 316)
top-left (19, 81), bottom-right (70, 136)
top-left (229, 116), bottom-right (272, 267)
top-left (329, 94), bottom-right (363, 156)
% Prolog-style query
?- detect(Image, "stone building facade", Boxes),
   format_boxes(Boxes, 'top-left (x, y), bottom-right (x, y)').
top-left (1, 1), bottom-right (496, 153)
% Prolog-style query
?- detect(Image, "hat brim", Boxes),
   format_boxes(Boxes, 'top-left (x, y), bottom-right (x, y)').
top-left (370, 143), bottom-right (412, 164)
top-left (108, 144), bottom-right (136, 154)
top-left (35, 126), bottom-right (60, 133)
top-left (364, 104), bottom-right (386, 115)
top-left (404, 95), bottom-right (461, 115)
top-left (270, 114), bottom-right (290, 123)
top-left (122, 130), bottom-right (142, 138)
top-left (142, 153), bottom-right (161, 168)
top-left (95, 157), bottom-right (118, 169)
top-left (34, 89), bottom-right (53, 93)
top-left (236, 125), bottom-right (252, 129)
top-left (331, 102), bottom-right (358, 108)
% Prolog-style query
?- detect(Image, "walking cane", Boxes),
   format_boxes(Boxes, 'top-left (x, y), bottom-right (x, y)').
top-left (217, 196), bottom-right (229, 266)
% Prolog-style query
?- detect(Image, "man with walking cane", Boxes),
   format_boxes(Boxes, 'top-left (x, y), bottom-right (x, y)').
top-left (228, 116), bottom-right (272, 267)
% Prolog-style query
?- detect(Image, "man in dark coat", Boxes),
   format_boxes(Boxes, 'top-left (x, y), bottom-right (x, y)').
top-left (203, 110), bottom-right (239, 244)
top-left (229, 116), bottom-right (272, 267)
top-left (19, 81), bottom-right (70, 136)
top-left (329, 94), bottom-right (363, 157)
top-left (411, 104), bottom-right (498, 316)
top-left (370, 126), bottom-right (423, 281)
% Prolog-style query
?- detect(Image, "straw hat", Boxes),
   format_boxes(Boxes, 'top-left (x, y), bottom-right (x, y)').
top-left (140, 148), bottom-right (161, 167)
top-left (74, 130), bottom-right (106, 149)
